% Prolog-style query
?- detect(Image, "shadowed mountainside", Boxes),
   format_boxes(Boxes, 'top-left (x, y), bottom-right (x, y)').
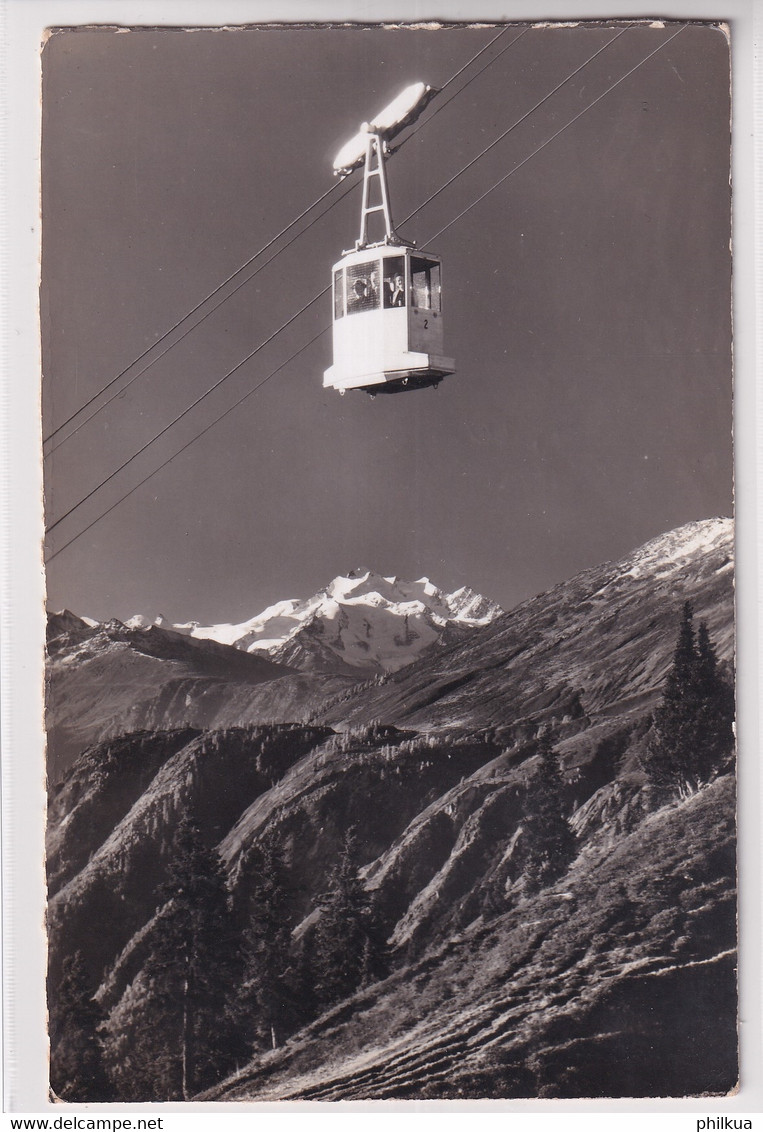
top-left (45, 615), bottom-right (351, 782)
top-left (309, 518), bottom-right (733, 733)
top-left (46, 518), bottom-right (736, 1100)
top-left (209, 774), bottom-right (735, 1101)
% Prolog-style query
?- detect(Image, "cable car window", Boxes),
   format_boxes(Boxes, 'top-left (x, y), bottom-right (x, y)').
top-left (383, 257), bottom-right (406, 308)
top-left (333, 268), bottom-right (344, 320)
top-left (411, 258), bottom-right (441, 312)
top-left (346, 261), bottom-right (380, 314)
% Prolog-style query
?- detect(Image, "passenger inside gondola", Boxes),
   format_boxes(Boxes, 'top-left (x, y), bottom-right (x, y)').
top-left (367, 270), bottom-right (378, 306)
top-left (383, 257), bottom-right (406, 308)
top-left (346, 262), bottom-right (380, 314)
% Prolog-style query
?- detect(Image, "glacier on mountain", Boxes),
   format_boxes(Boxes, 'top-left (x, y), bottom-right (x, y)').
top-left (121, 571), bottom-right (503, 675)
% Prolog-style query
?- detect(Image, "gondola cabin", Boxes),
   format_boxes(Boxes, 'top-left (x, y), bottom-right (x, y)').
top-left (324, 245), bottom-right (454, 395)
top-left (323, 82), bottom-right (455, 396)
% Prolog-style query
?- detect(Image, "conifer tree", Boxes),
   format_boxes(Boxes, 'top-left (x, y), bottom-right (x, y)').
top-left (104, 818), bottom-right (244, 1100)
top-left (695, 621), bottom-right (735, 780)
top-left (642, 603), bottom-right (734, 794)
top-left (285, 941), bottom-right (319, 1029)
top-left (240, 833), bottom-right (294, 1051)
top-left (520, 733), bottom-right (577, 892)
top-left (359, 897), bottom-right (390, 989)
top-left (311, 829), bottom-right (388, 1009)
top-left (50, 951), bottom-right (112, 1102)
top-left (156, 818), bottom-right (244, 1097)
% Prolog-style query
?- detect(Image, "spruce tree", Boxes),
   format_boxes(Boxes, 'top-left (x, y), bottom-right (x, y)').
top-left (50, 951), bottom-right (112, 1102)
top-left (695, 621), bottom-right (735, 780)
top-left (642, 603), bottom-right (733, 794)
top-left (311, 829), bottom-right (388, 1010)
top-left (520, 733), bottom-right (577, 892)
top-left (643, 602), bottom-right (702, 791)
top-left (103, 818), bottom-right (244, 1100)
top-left (156, 818), bottom-right (244, 1097)
top-left (285, 941), bottom-right (319, 1030)
top-left (240, 833), bottom-right (294, 1051)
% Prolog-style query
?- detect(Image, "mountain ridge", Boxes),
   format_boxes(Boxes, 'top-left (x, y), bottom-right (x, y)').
top-left (122, 570), bottom-right (504, 676)
top-left (46, 516), bottom-right (737, 1101)
top-left (309, 517), bottom-right (734, 732)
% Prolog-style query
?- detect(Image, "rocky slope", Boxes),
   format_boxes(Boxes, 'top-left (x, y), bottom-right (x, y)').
top-left (45, 614), bottom-right (351, 782)
top-left (310, 518), bottom-right (734, 733)
top-left (47, 572), bottom-right (502, 780)
top-left (46, 518), bottom-right (736, 1100)
top-left (211, 775), bottom-right (736, 1101)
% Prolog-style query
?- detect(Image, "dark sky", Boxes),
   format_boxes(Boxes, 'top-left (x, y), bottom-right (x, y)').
top-left (41, 21), bottom-right (732, 625)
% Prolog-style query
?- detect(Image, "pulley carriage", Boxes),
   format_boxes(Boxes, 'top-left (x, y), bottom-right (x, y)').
top-left (323, 83), bottom-right (455, 396)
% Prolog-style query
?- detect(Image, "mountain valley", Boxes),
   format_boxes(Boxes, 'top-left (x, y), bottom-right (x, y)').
top-left (46, 518), bottom-right (737, 1102)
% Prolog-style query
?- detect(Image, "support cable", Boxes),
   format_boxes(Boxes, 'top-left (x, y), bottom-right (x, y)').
top-left (45, 328), bottom-right (328, 563)
top-left (399, 23), bottom-right (632, 231)
top-left (45, 287), bottom-right (328, 536)
top-left (45, 26), bottom-right (681, 555)
top-left (430, 25), bottom-right (514, 94)
top-left (44, 27), bottom-right (608, 521)
top-left (44, 178), bottom-right (355, 456)
top-left (43, 183), bottom-right (340, 446)
top-left (422, 25), bottom-right (685, 246)
top-left (43, 26), bottom-right (517, 451)
top-left (392, 26), bottom-right (530, 157)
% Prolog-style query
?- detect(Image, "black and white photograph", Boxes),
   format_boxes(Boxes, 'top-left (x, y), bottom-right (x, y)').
top-left (39, 17), bottom-right (738, 1104)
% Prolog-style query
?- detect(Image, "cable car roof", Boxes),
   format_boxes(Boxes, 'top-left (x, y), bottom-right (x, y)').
top-left (331, 246), bottom-right (442, 270)
top-left (332, 82), bottom-right (438, 175)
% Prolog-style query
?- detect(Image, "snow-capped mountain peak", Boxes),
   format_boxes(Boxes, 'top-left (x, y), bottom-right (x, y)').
top-left (163, 573), bottom-right (503, 675)
top-left (617, 517), bottom-right (732, 581)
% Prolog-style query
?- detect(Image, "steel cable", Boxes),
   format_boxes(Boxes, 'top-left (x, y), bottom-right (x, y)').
top-left (45, 25), bottom-right (683, 559)
top-left (43, 26), bottom-right (517, 452)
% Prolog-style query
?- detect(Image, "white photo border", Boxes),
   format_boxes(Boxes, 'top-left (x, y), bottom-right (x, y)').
top-left (1, 0), bottom-right (759, 1118)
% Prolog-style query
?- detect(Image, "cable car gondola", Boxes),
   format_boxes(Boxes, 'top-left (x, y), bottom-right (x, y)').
top-left (323, 83), bottom-right (456, 397)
